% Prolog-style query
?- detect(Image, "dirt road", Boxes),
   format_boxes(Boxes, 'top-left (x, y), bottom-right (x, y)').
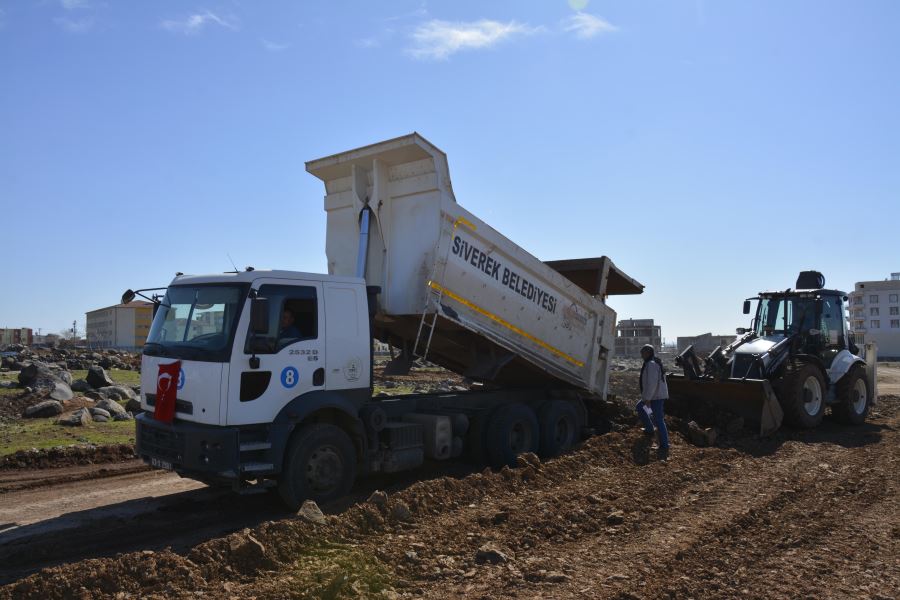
top-left (2, 367), bottom-right (898, 599)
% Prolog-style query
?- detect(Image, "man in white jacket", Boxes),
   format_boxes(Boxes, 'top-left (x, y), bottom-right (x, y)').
top-left (638, 344), bottom-right (670, 460)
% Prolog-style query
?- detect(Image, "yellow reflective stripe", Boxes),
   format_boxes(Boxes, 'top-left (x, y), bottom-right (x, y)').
top-left (427, 280), bottom-right (584, 367)
top-left (453, 216), bottom-right (476, 231)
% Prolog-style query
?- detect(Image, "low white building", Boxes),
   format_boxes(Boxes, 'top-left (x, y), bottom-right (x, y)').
top-left (848, 272), bottom-right (900, 359)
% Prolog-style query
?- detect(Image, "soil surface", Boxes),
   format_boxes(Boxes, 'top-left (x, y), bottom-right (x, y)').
top-left (1, 366), bottom-right (898, 599)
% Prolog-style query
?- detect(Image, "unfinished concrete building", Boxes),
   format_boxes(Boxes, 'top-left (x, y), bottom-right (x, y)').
top-left (677, 333), bottom-right (737, 354)
top-left (615, 319), bottom-right (662, 358)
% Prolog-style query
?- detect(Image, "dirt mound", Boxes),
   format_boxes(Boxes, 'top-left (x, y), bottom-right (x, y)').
top-left (0, 444), bottom-right (136, 470)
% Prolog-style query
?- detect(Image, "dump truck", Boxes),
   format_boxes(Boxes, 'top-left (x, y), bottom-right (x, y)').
top-left (668, 271), bottom-right (877, 435)
top-left (127, 133), bottom-right (643, 509)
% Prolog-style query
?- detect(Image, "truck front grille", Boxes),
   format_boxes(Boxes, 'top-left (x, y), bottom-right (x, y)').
top-left (138, 421), bottom-right (185, 463)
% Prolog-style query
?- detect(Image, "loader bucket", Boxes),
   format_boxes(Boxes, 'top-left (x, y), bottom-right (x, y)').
top-left (667, 374), bottom-right (784, 436)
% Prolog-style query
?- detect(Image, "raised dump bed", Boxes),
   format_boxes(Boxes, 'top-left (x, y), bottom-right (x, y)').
top-left (306, 133), bottom-right (642, 397)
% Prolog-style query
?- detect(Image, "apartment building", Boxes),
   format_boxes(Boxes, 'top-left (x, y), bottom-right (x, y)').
top-left (615, 318), bottom-right (662, 358)
top-left (848, 272), bottom-right (900, 359)
top-left (0, 328), bottom-right (33, 346)
top-left (85, 301), bottom-right (154, 350)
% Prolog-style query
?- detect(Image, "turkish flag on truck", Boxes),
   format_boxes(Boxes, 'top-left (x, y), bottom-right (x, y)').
top-left (154, 361), bottom-right (181, 423)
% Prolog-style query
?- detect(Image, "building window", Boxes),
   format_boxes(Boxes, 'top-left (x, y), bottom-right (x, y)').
top-left (854, 320), bottom-right (865, 329)
top-left (870, 320), bottom-right (880, 329)
top-left (892, 320), bottom-right (900, 329)
top-left (891, 307), bottom-right (899, 316)
top-left (891, 294), bottom-right (899, 303)
top-left (870, 307), bottom-right (880, 316)
top-left (870, 295), bottom-right (879, 303)
top-left (853, 296), bottom-right (863, 305)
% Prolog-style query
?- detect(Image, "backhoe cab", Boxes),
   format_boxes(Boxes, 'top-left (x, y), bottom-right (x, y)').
top-left (669, 271), bottom-right (877, 434)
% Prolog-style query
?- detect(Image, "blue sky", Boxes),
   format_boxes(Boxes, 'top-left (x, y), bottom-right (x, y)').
top-left (1, 1), bottom-right (898, 342)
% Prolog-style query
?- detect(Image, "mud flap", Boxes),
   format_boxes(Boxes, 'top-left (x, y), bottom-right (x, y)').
top-left (667, 375), bottom-right (784, 436)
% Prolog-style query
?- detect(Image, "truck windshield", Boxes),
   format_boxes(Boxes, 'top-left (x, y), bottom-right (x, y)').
top-left (755, 296), bottom-right (816, 337)
top-left (144, 284), bottom-right (247, 362)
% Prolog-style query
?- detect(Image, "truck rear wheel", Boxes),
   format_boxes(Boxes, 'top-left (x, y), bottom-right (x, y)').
top-left (278, 423), bottom-right (357, 511)
top-left (486, 403), bottom-right (539, 468)
top-left (832, 365), bottom-right (870, 425)
top-left (778, 364), bottom-right (826, 428)
top-left (537, 400), bottom-right (579, 458)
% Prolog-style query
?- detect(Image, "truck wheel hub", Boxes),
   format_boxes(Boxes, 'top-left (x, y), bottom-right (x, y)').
top-left (306, 446), bottom-right (342, 491)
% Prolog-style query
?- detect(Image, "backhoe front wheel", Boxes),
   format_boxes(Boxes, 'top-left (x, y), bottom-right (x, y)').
top-left (832, 365), bottom-right (870, 425)
top-left (778, 364), bottom-right (826, 428)
top-left (278, 423), bottom-right (357, 511)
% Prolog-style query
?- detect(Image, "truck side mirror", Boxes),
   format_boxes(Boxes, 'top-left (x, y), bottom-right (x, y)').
top-left (121, 289), bottom-right (136, 304)
top-left (742, 300), bottom-right (751, 315)
top-left (736, 327), bottom-right (747, 335)
top-left (250, 297), bottom-right (270, 335)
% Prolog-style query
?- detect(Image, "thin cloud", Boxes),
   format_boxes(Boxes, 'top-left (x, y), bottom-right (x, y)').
top-left (55, 16), bottom-right (95, 33)
top-left (161, 11), bottom-right (238, 35)
top-left (408, 19), bottom-right (539, 60)
top-left (562, 12), bottom-right (616, 39)
top-left (261, 38), bottom-right (290, 52)
top-left (60, 0), bottom-right (91, 9)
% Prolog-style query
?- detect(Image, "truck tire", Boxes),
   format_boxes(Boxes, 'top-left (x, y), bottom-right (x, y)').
top-left (832, 364), bottom-right (870, 425)
top-left (277, 423), bottom-right (357, 511)
top-left (485, 403), bottom-right (539, 468)
top-left (777, 364), bottom-right (826, 428)
top-left (537, 400), bottom-right (579, 458)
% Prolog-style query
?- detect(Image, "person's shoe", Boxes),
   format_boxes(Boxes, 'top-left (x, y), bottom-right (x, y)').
top-left (657, 447), bottom-right (669, 462)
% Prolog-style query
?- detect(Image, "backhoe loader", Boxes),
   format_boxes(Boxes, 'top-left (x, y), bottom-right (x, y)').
top-left (668, 271), bottom-right (877, 435)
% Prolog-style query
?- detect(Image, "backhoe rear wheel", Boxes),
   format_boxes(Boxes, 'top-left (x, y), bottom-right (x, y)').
top-left (777, 364), bottom-right (826, 428)
top-left (832, 364), bottom-right (870, 425)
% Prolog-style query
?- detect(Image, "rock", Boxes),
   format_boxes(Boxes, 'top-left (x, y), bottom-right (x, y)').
top-left (228, 532), bottom-right (267, 564)
top-left (367, 490), bottom-right (389, 510)
top-left (297, 500), bottom-right (327, 525)
top-left (24, 400), bottom-right (64, 418)
top-left (59, 407), bottom-right (92, 426)
top-left (475, 543), bottom-right (511, 565)
top-left (71, 379), bottom-right (92, 392)
top-left (125, 398), bottom-right (142, 413)
top-left (687, 421), bottom-right (718, 447)
top-left (545, 571), bottom-right (569, 583)
top-left (93, 414), bottom-right (109, 423)
top-left (95, 397), bottom-right (127, 416)
top-left (113, 411), bottom-right (134, 421)
top-left (86, 365), bottom-right (115, 389)
top-left (96, 386), bottom-right (136, 402)
top-left (515, 452), bottom-right (541, 469)
top-left (17, 361), bottom-right (70, 396)
top-left (606, 510), bottom-right (625, 525)
top-left (390, 501), bottom-right (413, 522)
top-left (89, 407), bottom-right (111, 419)
top-left (48, 382), bottom-right (74, 401)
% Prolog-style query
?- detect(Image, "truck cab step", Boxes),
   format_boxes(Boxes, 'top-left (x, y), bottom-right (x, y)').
top-left (240, 461), bottom-right (274, 473)
top-left (240, 441), bottom-right (272, 452)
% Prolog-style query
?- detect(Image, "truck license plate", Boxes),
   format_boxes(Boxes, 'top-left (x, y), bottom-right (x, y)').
top-left (150, 457), bottom-right (173, 471)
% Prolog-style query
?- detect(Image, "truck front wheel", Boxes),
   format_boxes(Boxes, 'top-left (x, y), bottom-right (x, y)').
top-left (778, 364), bottom-right (826, 428)
top-left (278, 423), bottom-right (357, 511)
top-left (832, 365), bottom-right (870, 425)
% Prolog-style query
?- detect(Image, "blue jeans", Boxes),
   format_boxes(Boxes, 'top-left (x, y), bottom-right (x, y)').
top-left (636, 399), bottom-right (669, 449)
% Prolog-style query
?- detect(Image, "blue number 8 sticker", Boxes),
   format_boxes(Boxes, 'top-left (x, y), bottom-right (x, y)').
top-left (177, 369), bottom-right (186, 390)
top-left (281, 366), bottom-right (299, 388)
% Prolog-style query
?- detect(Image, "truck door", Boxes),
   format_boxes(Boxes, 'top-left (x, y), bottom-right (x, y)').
top-left (226, 281), bottom-right (325, 425)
